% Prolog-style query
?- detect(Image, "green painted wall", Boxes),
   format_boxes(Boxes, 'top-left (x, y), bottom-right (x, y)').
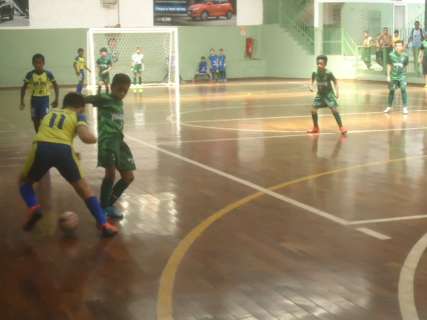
top-left (341, 3), bottom-right (393, 42)
top-left (0, 26), bottom-right (270, 87)
top-left (0, 28), bottom-right (87, 87)
top-left (178, 26), bottom-right (267, 80)
top-left (0, 23), bottom-right (316, 87)
top-left (263, 0), bottom-right (280, 24)
top-left (262, 24), bottom-right (314, 78)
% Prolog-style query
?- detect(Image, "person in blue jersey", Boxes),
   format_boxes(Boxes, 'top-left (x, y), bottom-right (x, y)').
top-left (194, 56), bottom-right (210, 81)
top-left (19, 92), bottom-right (118, 237)
top-left (208, 48), bottom-right (218, 81)
top-left (20, 54), bottom-right (59, 132)
top-left (218, 48), bottom-right (227, 82)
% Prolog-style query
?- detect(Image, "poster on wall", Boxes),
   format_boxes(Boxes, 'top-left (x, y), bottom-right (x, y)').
top-left (154, 0), bottom-right (236, 26)
top-left (0, 0), bottom-right (29, 27)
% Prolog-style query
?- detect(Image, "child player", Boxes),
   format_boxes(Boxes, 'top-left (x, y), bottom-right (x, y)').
top-left (194, 56), bottom-right (210, 81)
top-left (73, 48), bottom-right (91, 94)
top-left (85, 74), bottom-right (135, 220)
top-left (131, 47), bottom-right (144, 93)
top-left (208, 48), bottom-right (218, 81)
top-left (218, 48), bottom-right (227, 82)
top-left (20, 53), bottom-right (59, 132)
top-left (18, 92), bottom-right (118, 237)
top-left (308, 55), bottom-right (347, 135)
top-left (96, 47), bottom-right (113, 95)
top-left (384, 40), bottom-right (409, 114)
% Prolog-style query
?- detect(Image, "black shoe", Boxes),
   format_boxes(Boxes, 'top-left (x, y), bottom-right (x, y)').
top-left (23, 209), bottom-right (43, 231)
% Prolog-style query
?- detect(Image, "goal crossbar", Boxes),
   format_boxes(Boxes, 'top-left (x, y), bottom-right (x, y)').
top-left (86, 27), bottom-right (179, 89)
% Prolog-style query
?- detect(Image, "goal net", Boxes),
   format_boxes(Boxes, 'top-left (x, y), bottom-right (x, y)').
top-left (87, 27), bottom-right (179, 89)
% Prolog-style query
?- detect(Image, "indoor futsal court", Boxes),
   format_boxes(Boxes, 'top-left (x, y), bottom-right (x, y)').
top-left (3, 1), bottom-right (427, 320)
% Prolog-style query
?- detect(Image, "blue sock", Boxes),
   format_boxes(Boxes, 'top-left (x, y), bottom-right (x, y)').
top-left (19, 183), bottom-right (39, 209)
top-left (85, 196), bottom-right (107, 225)
top-left (76, 83), bottom-right (83, 94)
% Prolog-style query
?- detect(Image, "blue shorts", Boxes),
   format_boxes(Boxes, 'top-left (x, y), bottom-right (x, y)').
top-left (31, 96), bottom-right (49, 120)
top-left (23, 142), bottom-right (83, 183)
top-left (78, 70), bottom-right (85, 82)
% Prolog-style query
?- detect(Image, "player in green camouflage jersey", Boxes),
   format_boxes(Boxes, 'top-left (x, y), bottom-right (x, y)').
top-left (420, 38), bottom-right (427, 88)
top-left (85, 74), bottom-right (135, 219)
top-left (307, 55), bottom-right (347, 135)
top-left (96, 47), bottom-right (113, 95)
top-left (384, 40), bottom-right (409, 114)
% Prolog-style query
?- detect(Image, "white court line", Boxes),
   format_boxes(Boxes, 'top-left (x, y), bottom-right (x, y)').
top-left (356, 227), bottom-right (391, 240)
top-left (179, 120), bottom-right (427, 135)
top-left (181, 110), bottom-right (427, 124)
top-left (156, 132), bottom-right (338, 146)
top-left (156, 125), bottom-right (427, 146)
top-left (398, 232), bottom-right (427, 320)
top-left (349, 215), bottom-right (427, 225)
top-left (126, 135), bottom-right (349, 226)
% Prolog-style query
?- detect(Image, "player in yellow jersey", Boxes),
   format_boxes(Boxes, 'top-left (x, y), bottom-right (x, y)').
top-left (73, 48), bottom-right (91, 94)
top-left (20, 53), bottom-right (59, 132)
top-left (19, 92), bottom-right (118, 237)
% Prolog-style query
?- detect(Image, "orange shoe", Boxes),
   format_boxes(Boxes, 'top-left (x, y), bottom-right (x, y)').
top-left (99, 222), bottom-right (118, 237)
top-left (339, 127), bottom-right (348, 135)
top-left (307, 127), bottom-right (320, 134)
top-left (23, 205), bottom-right (43, 231)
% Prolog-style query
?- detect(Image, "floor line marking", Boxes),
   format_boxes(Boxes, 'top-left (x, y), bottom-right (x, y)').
top-left (156, 124), bottom-right (427, 145)
top-left (398, 232), bottom-right (427, 320)
top-left (148, 150), bottom-right (427, 320)
top-left (356, 227), bottom-right (391, 240)
top-left (155, 133), bottom-right (334, 146)
top-left (127, 135), bottom-right (348, 225)
top-left (181, 109), bottom-right (427, 124)
top-left (178, 120), bottom-right (427, 135)
top-left (348, 215), bottom-right (427, 225)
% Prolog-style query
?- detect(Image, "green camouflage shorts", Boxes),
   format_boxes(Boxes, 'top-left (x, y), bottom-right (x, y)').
top-left (98, 137), bottom-right (136, 171)
top-left (313, 93), bottom-right (338, 108)
top-left (98, 72), bottom-right (110, 84)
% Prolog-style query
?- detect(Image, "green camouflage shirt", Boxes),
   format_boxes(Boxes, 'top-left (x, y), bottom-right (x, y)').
top-left (96, 56), bottom-right (112, 75)
top-left (312, 69), bottom-right (336, 96)
top-left (388, 50), bottom-right (409, 81)
top-left (85, 94), bottom-right (124, 141)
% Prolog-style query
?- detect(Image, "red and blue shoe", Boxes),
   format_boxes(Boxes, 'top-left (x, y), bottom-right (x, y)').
top-left (23, 205), bottom-right (43, 231)
top-left (98, 222), bottom-right (119, 237)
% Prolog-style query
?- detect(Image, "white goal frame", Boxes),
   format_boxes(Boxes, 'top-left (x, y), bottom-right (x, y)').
top-left (87, 27), bottom-right (179, 89)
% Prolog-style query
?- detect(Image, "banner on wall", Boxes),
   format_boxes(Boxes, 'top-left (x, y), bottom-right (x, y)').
top-left (154, 0), bottom-right (236, 26)
top-left (0, 0), bottom-right (29, 27)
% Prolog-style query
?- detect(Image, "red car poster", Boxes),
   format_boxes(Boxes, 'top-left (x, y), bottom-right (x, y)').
top-left (154, 0), bottom-right (236, 26)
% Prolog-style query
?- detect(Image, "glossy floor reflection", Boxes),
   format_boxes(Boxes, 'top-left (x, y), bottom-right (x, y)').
top-left (1, 80), bottom-right (427, 319)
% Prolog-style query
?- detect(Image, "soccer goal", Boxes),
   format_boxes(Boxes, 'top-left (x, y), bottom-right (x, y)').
top-left (87, 27), bottom-right (179, 89)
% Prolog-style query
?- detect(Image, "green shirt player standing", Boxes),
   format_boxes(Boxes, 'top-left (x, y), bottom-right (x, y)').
top-left (96, 47), bottom-right (113, 95)
top-left (85, 73), bottom-right (135, 220)
top-left (307, 55), bottom-right (347, 135)
top-left (384, 40), bottom-right (409, 114)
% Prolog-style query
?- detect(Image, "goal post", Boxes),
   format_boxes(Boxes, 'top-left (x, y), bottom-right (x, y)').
top-left (87, 27), bottom-right (179, 89)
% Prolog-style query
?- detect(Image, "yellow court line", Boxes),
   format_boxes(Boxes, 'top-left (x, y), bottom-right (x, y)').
top-left (156, 154), bottom-right (427, 320)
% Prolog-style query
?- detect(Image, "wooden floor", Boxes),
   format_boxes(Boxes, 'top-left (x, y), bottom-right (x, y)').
top-left (2, 79), bottom-right (427, 320)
